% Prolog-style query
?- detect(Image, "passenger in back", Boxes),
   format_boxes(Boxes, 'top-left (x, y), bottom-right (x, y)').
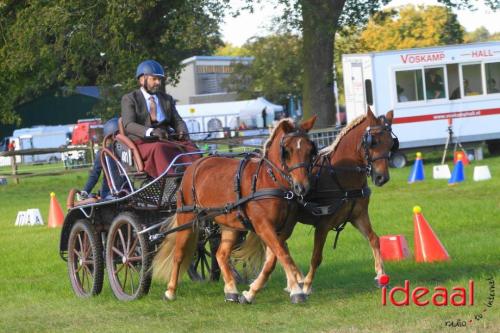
top-left (80, 118), bottom-right (125, 200)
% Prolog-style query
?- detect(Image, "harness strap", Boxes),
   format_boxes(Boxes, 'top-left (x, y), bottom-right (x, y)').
top-left (160, 219), bottom-right (197, 237)
top-left (235, 154), bottom-right (255, 231)
top-left (301, 186), bottom-right (371, 216)
top-left (176, 188), bottom-right (288, 231)
top-left (332, 200), bottom-right (357, 250)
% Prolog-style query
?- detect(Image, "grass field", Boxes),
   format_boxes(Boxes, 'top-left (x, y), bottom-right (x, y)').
top-left (0, 152), bottom-right (498, 332)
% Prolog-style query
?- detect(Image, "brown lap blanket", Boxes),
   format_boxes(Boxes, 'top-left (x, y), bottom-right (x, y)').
top-left (135, 139), bottom-right (201, 178)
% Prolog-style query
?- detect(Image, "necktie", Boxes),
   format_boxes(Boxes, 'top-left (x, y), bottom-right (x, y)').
top-left (149, 96), bottom-right (157, 122)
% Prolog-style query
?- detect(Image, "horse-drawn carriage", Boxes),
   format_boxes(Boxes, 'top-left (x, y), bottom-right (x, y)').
top-left (60, 110), bottom-right (398, 304)
top-left (59, 121), bottom-right (222, 300)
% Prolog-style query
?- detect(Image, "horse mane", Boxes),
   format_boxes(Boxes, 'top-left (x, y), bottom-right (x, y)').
top-left (263, 118), bottom-right (295, 156)
top-left (320, 114), bottom-right (367, 155)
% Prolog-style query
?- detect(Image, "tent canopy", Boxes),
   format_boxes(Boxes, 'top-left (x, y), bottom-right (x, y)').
top-left (176, 97), bottom-right (283, 130)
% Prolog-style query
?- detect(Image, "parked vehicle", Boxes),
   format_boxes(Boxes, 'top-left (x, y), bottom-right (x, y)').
top-left (12, 125), bottom-right (73, 164)
top-left (0, 136), bottom-right (21, 166)
top-left (71, 118), bottom-right (102, 145)
top-left (342, 41), bottom-right (500, 167)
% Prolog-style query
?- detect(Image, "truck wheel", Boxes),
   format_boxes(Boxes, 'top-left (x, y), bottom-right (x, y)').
top-left (487, 140), bottom-right (500, 155)
top-left (390, 152), bottom-right (407, 168)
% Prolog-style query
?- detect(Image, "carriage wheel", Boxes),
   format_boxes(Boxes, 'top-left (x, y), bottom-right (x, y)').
top-left (188, 223), bottom-right (221, 281)
top-left (67, 219), bottom-right (104, 297)
top-left (106, 212), bottom-right (151, 301)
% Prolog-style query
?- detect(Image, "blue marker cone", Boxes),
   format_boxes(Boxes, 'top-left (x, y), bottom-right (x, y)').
top-left (408, 152), bottom-right (424, 183)
top-left (448, 153), bottom-right (465, 185)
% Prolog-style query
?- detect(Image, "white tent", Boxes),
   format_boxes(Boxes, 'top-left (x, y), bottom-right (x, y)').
top-left (176, 97), bottom-right (283, 140)
top-left (239, 97), bottom-right (283, 128)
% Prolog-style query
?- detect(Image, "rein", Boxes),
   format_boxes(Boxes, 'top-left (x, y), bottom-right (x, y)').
top-left (362, 118), bottom-right (398, 177)
top-left (178, 129), bottom-right (312, 231)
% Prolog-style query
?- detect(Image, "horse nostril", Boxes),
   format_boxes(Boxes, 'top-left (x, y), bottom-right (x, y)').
top-left (375, 175), bottom-right (387, 186)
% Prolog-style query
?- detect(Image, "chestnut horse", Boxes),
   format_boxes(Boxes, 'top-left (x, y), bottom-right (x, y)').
top-left (235, 109), bottom-right (397, 296)
top-left (152, 117), bottom-right (317, 303)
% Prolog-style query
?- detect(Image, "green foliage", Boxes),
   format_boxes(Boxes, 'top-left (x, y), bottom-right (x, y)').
top-left (0, 0), bottom-right (227, 123)
top-left (464, 26), bottom-right (495, 43)
top-left (360, 5), bottom-right (464, 52)
top-left (222, 33), bottom-right (303, 105)
top-left (214, 43), bottom-right (251, 57)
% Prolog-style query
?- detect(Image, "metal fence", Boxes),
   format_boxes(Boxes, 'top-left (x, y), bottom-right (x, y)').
top-left (308, 126), bottom-right (344, 150)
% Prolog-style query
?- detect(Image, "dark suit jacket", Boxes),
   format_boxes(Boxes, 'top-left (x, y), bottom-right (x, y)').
top-left (121, 89), bottom-right (188, 141)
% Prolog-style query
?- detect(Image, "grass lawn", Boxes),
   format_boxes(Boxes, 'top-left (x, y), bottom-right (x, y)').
top-left (0, 153), bottom-right (498, 332)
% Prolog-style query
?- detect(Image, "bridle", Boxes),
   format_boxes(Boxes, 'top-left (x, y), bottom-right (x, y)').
top-left (279, 130), bottom-right (317, 173)
top-left (362, 116), bottom-right (399, 176)
top-left (258, 129), bottom-right (317, 198)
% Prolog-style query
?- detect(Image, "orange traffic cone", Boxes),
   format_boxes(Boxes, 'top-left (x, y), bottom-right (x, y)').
top-left (380, 235), bottom-right (411, 261)
top-left (413, 206), bottom-right (450, 262)
top-left (48, 192), bottom-right (64, 228)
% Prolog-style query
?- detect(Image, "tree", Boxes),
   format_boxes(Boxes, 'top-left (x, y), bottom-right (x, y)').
top-left (214, 43), bottom-right (251, 57)
top-left (464, 26), bottom-right (491, 43)
top-left (360, 5), bottom-right (464, 51)
top-left (221, 34), bottom-right (303, 106)
top-left (0, 0), bottom-right (226, 124)
top-left (240, 0), bottom-right (497, 127)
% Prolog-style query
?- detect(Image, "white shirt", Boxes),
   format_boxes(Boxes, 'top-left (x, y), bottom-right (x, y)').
top-left (140, 88), bottom-right (165, 123)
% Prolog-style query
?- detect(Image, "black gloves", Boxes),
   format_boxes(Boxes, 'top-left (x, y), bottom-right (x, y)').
top-left (151, 128), bottom-right (168, 140)
top-left (177, 131), bottom-right (189, 141)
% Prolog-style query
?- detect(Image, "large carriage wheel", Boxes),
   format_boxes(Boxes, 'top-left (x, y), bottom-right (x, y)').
top-left (106, 212), bottom-right (151, 301)
top-left (188, 222), bottom-right (221, 281)
top-left (67, 219), bottom-right (104, 297)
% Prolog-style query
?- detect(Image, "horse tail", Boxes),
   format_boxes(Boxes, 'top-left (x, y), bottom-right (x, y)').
top-left (231, 232), bottom-right (266, 277)
top-left (152, 214), bottom-right (199, 282)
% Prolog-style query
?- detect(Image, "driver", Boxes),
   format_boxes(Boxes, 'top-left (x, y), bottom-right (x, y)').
top-left (121, 60), bottom-right (199, 177)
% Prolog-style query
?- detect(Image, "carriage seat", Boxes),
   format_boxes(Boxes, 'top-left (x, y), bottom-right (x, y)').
top-left (114, 118), bottom-right (145, 175)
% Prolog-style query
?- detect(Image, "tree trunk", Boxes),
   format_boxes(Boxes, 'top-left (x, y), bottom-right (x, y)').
top-left (301, 0), bottom-right (345, 128)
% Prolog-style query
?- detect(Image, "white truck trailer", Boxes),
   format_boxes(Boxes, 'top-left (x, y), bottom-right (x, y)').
top-left (12, 125), bottom-right (73, 164)
top-left (342, 41), bottom-right (500, 167)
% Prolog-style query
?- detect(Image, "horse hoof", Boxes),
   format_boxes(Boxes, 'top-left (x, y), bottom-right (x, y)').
top-left (238, 294), bottom-right (253, 304)
top-left (162, 292), bottom-right (176, 301)
top-left (290, 293), bottom-right (307, 304)
top-left (224, 293), bottom-right (240, 303)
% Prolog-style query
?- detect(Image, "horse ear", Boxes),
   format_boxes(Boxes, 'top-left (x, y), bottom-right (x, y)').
top-left (279, 119), bottom-right (295, 133)
top-left (299, 115), bottom-right (317, 132)
top-left (385, 110), bottom-right (394, 124)
top-left (366, 106), bottom-right (375, 118)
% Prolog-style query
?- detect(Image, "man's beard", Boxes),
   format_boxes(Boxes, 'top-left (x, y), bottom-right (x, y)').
top-left (146, 84), bottom-right (160, 94)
